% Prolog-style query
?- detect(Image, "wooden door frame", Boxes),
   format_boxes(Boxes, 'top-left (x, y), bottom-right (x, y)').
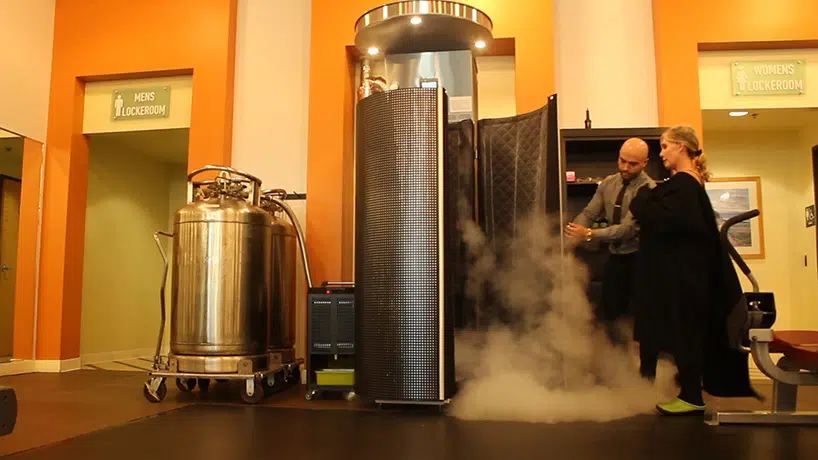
top-left (0, 174), bottom-right (22, 356)
top-left (0, 174), bottom-right (23, 261)
top-left (0, 173), bottom-right (22, 278)
top-left (813, 145), bottom-right (818, 277)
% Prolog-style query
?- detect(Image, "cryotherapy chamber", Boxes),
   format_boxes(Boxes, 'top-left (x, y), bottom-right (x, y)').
top-left (352, 1), bottom-right (560, 407)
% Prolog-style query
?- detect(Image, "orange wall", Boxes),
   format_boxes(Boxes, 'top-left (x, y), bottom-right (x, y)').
top-left (306, 0), bottom-right (556, 283)
top-left (13, 138), bottom-right (43, 359)
top-left (27, 0), bottom-right (237, 360)
top-left (653, 0), bottom-right (818, 136)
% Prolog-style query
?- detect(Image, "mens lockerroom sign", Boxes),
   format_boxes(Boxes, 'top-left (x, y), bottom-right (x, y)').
top-left (111, 86), bottom-right (171, 120)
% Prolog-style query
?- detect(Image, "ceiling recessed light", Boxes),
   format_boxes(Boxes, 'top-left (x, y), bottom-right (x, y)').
top-left (410, 16), bottom-right (422, 25)
top-left (475, 40), bottom-right (486, 49)
top-left (729, 111), bottom-right (749, 117)
top-left (367, 47), bottom-right (379, 55)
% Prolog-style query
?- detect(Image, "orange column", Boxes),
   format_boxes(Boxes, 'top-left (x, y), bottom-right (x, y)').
top-left (28, 0), bottom-right (237, 360)
top-left (307, 0), bottom-right (556, 284)
top-left (12, 138), bottom-right (43, 360)
top-left (652, 0), bottom-right (818, 136)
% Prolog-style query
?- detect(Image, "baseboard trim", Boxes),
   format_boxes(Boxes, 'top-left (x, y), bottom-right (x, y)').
top-left (0, 358), bottom-right (84, 376)
top-left (35, 358), bottom-right (81, 373)
top-left (0, 360), bottom-right (35, 376)
top-left (81, 348), bottom-right (155, 366)
top-left (750, 368), bottom-right (769, 381)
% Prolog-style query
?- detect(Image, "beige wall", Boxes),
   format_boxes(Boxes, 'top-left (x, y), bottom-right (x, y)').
top-left (83, 76), bottom-right (193, 134)
top-left (703, 129), bottom-right (817, 332)
top-left (80, 135), bottom-right (186, 361)
top-left (231, 0), bottom-right (311, 361)
top-left (699, 49), bottom-right (818, 111)
top-left (0, 0), bottom-right (55, 142)
top-left (554, 0), bottom-right (658, 129)
top-left (476, 56), bottom-right (517, 119)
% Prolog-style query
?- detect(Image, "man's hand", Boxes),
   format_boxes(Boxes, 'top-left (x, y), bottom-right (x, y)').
top-left (565, 222), bottom-right (591, 241)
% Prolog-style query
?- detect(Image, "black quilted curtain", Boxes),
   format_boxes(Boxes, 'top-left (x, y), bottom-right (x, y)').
top-left (470, 95), bottom-right (560, 326)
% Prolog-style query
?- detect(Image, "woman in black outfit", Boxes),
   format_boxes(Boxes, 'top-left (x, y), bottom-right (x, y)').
top-left (629, 125), bottom-right (758, 416)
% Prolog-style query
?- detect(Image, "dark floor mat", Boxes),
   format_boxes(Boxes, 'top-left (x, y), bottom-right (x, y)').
top-left (7, 404), bottom-right (817, 460)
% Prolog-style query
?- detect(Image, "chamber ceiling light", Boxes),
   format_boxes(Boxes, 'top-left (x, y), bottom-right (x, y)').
top-left (729, 111), bottom-right (749, 117)
top-left (368, 47), bottom-right (380, 55)
top-left (475, 40), bottom-right (486, 49)
top-left (410, 16), bottom-right (422, 25)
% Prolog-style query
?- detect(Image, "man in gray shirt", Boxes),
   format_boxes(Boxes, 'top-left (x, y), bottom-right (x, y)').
top-left (565, 138), bottom-right (656, 344)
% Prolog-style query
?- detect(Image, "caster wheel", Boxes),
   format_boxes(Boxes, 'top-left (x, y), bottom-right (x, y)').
top-left (345, 391), bottom-right (356, 402)
top-left (285, 365), bottom-right (301, 384)
top-left (176, 378), bottom-right (197, 392)
top-left (143, 378), bottom-right (167, 403)
top-left (304, 390), bottom-right (316, 401)
top-left (197, 379), bottom-right (210, 392)
top-left (240, 380), bottom-right (265, 404)
top-left (263, 373), bottom-right (286, 396)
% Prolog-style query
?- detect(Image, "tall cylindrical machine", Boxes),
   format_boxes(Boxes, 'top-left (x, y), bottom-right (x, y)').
top-left (352, 1), bottom-right (493, 406)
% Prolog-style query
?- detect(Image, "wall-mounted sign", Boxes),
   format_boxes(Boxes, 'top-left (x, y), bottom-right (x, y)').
top-left (111, 86), bottom-right (171, 120)
top-left (807, 204), bottom-right (816, 228)
top-left (731, 60), bottom-right (805, 96)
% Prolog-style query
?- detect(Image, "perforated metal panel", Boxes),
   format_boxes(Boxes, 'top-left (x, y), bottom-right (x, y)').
top-left (355, 87), bottom-right (455, 402)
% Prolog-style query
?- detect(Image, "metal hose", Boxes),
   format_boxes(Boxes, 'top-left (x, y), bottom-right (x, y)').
top-left (270, 197), bottom-right (313, 289)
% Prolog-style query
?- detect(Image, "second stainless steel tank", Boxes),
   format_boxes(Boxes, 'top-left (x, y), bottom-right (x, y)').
top-left (260, 190), bottom-right (297, 353)
top-left (260, 190), bottom-right (313, 355)
top-left (170, 167), bottom-right (271, 357)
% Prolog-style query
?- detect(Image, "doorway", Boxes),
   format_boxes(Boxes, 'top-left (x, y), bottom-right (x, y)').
top-left (0, 129), bottom-right (24, 362)
top-left (702, 107), bottom-right (818, 331)
top-left (80, 128), bottom-right (188, 370)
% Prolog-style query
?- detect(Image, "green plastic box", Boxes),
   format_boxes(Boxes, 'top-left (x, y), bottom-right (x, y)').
top-left (315, 369), bottom-right (355, 386)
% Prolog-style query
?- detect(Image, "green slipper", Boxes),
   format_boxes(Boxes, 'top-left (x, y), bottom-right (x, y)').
top-left (656, 398), bottom-right (706, 416)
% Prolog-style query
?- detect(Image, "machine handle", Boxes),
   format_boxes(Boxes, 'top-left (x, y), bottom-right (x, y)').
top-left (186, 165), bottom-right (263, 206)
top-left (152, 231), bottom-right (174, 369)
top-left (270, 197), bottom-right (314, 289)
top-left (720, 209), bottom-right (760, 293)
top-left (321, 281), bottom-right (355, 288)
top-left (262, 188), bottom-right (288, 199)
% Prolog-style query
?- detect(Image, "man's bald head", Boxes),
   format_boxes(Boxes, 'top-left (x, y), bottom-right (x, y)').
top-left (617, 137), bottom-right (649, 181)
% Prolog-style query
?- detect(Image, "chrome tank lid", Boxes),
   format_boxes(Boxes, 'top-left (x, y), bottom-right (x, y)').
top-left (175, 197), bottom-right (272, 226)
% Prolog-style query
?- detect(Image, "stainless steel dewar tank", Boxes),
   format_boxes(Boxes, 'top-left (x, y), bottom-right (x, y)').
top-left (170, 169), bottom-right (272, 361)
top-left (143, 165), bottom-right (312, 404)
top-left (260, 188), bottom-right (312, 355)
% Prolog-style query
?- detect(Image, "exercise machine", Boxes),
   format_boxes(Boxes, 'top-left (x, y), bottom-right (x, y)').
top-left (706, 209), bottom-right (818, 425)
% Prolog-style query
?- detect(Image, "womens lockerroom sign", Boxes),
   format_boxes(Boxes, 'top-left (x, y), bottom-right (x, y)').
top-left (111, 86), bottom-right (171, 120)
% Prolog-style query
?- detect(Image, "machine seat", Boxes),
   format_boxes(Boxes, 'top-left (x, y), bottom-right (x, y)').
top-left (770, 331), bottom-right (818, 368)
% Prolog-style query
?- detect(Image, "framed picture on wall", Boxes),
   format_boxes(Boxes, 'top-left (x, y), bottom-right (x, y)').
top-left (704, 176), bottom-right (765, 260)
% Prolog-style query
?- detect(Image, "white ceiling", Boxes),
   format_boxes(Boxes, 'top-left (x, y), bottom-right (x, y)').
top-left (702, 107), bottom-right (818, 132)
top-left (87, 128), bottom-right (189, 165)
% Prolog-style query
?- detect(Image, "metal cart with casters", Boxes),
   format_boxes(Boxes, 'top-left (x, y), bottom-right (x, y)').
top-left (141, 166), bottom-right (311, 404)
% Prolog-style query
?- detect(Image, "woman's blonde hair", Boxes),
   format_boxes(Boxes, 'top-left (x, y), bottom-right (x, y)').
top-left (662, 125), bottom-right (712, 182)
